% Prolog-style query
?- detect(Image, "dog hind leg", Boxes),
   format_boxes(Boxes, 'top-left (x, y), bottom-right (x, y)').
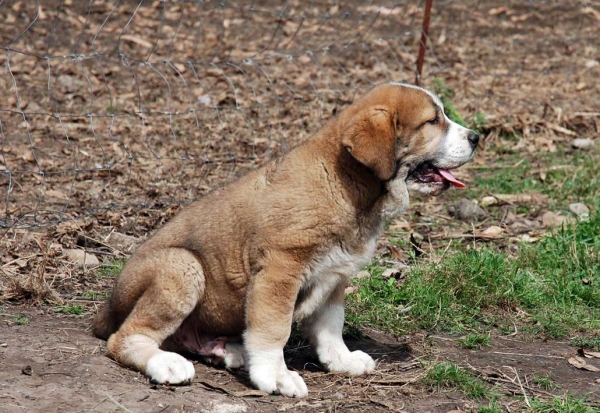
top-left (106, 248), bottom-right (204, 385)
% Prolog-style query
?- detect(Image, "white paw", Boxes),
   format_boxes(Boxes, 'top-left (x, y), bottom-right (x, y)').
top-left (250, 364), bottom-right (308, 398)
top-left (325, 350), bottom-right (376, 376)
top-left (146, 351), bottom-right (195, 385)
top-left (223, 343), bottom-right (245, 369)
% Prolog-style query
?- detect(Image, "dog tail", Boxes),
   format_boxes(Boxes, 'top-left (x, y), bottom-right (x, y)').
top-left (92, 304), bottom-right (118, 340)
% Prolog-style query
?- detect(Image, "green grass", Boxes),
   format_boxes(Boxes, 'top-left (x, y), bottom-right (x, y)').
top-left (12, 316), bottom-right (29, 325)
top-left (423, 362), bottom-right (493, 400)
top-left (82, 291), bottom-right (110, 300)
top-left (54, 305), bottom-right (85, 315)
top-left (571, 336), bottom-right (600, 351)
top-left (478, 403), bottom-right (502, 413)
top-left (346, 208), bottom-right (600, 338)
top-left (530, 393), bottom-right (599, 413)
top-left (532, 374), bottom-right (558, 391)
top-left (431, 78), bottom-right (488, 134)
top-left (457, 334), bottom-right (491, 350)
top-left (98, 259), bottom-right (125, 278)
top-left (467, 151), bottom-right (599, 205)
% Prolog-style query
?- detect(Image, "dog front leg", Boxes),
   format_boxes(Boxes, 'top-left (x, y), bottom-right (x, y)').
top-left (301, 281), bottom-right (376, 375)
top-left (243, 256), bottom-right (308, 398)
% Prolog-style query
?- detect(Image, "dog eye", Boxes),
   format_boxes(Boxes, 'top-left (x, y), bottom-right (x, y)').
top-left (426, 115), bottom-right (439, 125)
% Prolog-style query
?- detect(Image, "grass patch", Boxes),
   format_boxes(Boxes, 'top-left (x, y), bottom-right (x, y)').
top-left (457, 334), bottom-right (491, 350)
top-left (530, 393), bottom-right (599, 413)
top-left (12, 316), bottom-right (29, 325)
top-left (423, 362), bottom-right (493, 400)
top-left (54, 305), bottom-right (85, 315)
top-left (571, 336), bottom-right (600, 351)
top-left (532, 374), bottom-right (558, 391)
top-left (82, 291), bottom-right (110, 300)
top-left (98, 259), bottom-right (125, 278)
top-left (465, 150), bottom-right (599, 206)
top-left (478, 403), bottom-right (502, 413)
top-left (347, 209), bottom-right (600, 338)
top-left (431, 77), bottom-right (488, 134)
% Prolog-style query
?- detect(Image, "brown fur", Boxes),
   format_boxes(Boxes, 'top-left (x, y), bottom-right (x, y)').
top-left (92, 83), bottom-right (465, 391)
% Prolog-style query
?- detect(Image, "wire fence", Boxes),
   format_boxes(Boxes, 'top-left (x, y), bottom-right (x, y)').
top-left (0, 0), bottom-right (598, 233)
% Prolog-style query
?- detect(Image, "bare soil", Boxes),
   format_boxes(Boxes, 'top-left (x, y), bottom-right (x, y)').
top-left (2, 306), bottom-right (598, 413)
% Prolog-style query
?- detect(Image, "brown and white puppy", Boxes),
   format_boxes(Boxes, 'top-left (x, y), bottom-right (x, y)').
top-left (92, 82), bottom-right (478, 397)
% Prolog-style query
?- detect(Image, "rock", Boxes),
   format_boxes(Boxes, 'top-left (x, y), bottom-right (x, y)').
top-left (448, 198), bottom-right (487, 221)
top-left (64, 249), bottom-right (99, 268)
top-left (569, 202), bottom-right (590, 221)
top-left (571, 138), bottom-right (595, 150)
top-left (106, 232), bottom-right (141, 251)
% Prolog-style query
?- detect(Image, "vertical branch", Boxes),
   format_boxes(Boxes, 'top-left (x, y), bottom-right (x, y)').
top-left (415, 0), bottom-right (433, 86)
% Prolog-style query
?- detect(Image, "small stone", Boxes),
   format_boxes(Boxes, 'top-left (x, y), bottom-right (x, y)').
top-left (448, 198), bottom-right (487, 222)
top-left (64, 249), bottom-right (99, 268)
top-left (571, 138), bottom-right (595, 150)
top-left (569, 202), bottom-right (590, 221)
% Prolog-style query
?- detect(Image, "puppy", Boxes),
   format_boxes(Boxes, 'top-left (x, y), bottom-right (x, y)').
top-left (92, 82), bottom-right (478, 397)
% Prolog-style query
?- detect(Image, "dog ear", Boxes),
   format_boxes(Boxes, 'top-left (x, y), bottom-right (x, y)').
top-left (342, 108), bottom-right (397, 181)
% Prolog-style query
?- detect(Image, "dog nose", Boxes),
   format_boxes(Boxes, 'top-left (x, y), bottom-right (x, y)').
top-left (468, 131), bottom-right (480, 149)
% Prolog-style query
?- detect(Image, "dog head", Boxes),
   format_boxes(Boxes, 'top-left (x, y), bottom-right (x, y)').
top-left (341, 82), bottom-right (479, 195)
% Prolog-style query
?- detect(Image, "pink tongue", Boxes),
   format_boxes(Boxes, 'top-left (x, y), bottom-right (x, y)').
top-left (437, 168), bottom-right (466, 188)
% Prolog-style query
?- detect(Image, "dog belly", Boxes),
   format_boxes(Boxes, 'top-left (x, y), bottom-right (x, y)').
top-left (171, 319), bottom-right (242, 357)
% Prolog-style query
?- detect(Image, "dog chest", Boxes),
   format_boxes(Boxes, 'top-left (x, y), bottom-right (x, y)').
top-left (293, 236), bottom-right (377, 320)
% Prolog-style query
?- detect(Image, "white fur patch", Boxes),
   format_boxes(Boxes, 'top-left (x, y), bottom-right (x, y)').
top-left (246, 348), bottom-right (308, 397)
top-left (387, 81), bottom-right (443, 108)
top-left (439, 117), bottom-right (476, 167)
top-left (223, 342), bottom-right (246, 369)
top-left (146, 351), bottom-right (195, 384)
top-left (303, 303), bottom-right (375, 375)
top-left (294, 236), bottom-right (378, 321)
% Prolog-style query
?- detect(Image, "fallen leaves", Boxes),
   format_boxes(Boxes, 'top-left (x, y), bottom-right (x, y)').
top-left (541, 211), bottom-right (574, 228)
top-left (568, 356), bottom-right (600, 372)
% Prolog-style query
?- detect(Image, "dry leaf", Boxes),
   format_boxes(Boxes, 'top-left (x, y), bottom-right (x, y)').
top-left (585, 351), bottom-right (600, 359)
top-left (389, 219), bottom-right (411, 231)
top-left (22, 151), bottom-right (35, 163)
top-left (479, 225), bottom-right (503, 239)
top-left (382, 268), bottom-right (400, 279)
top-left (388, 245), bottom-right (409, 261)
top-left (480, 193), bottom-right (548, 207)
top-left (541, 211), bottom-right (573, 228)
top-left (568, 356), bottom-right (600, 372)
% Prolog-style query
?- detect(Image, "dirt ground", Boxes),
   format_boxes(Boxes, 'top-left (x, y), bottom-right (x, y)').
top-left (1, 0), bottom-right (599, 412)
top-left (1, 306), bottom-right (598, 413)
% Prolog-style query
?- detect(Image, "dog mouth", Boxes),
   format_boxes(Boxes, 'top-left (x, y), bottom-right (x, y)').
top-left (407, 161), bottom-right (466, 188)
